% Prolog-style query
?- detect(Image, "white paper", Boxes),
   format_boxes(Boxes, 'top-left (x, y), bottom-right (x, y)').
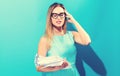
top-left (37, 56), bottom-right (71, 69)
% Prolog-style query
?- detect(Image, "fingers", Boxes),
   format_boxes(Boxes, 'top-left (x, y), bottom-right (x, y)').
top-left (65, 10), bottom-right (70, 16)
top-left (53, 66), bottom-right (64, 70)
top-left (65, 10), bottom-right (74, 23)
top-left (61, 61), bottom-right (69, 68)
top-left (53, 61), bottom-right (68, 69)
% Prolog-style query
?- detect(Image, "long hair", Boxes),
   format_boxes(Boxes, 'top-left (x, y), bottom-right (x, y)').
top-left (45, 2), bottom-right (67, 45)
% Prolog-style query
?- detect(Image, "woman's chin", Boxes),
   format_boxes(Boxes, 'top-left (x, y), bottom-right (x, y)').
top-left (55, 24), bottom-right (63, 27)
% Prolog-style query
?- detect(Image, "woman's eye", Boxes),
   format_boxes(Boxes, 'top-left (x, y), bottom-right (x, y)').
top-left (60, 13), bottom-right (65, 17)
top-left (53, 14), bottom-right (57, 17)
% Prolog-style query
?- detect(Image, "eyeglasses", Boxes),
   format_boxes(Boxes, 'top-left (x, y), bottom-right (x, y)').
top-left (51, 12), bottom-right (66, 19)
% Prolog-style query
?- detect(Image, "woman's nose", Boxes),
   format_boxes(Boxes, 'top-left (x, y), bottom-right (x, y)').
top-left (57, 16), bottom-right (61, 20)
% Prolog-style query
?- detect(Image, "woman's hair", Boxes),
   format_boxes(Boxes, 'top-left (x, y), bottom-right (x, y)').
top-left (44, 2), bottom-right (67, 45)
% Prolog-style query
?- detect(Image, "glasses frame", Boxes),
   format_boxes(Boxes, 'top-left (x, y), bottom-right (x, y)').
top-left (51, 12), bottom-right (66, 19)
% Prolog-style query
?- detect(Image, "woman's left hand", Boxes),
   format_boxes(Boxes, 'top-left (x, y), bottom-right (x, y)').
top-left (65, 10), bottom-right (75, 23)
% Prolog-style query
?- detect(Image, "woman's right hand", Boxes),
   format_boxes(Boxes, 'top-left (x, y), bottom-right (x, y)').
top-left (61, 61), bottom-right (69, 68)
top-left (37, 60), bottom-right (69, 72)
top-left (46, 61), bottom-right (69, 72)
top-left (48, 61), bottom-right (69, 70)
top-left (49, 59), bottom-right (69, 69)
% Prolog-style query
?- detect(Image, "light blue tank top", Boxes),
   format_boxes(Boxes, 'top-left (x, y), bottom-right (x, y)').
top-left (42, 31), bottom-right (79, 76)
top-left (47, 31), bottom-right (76, 66)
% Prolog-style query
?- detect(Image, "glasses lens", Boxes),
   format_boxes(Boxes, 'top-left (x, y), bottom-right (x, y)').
top-left (51, 13), bottom-right (58, 19)
top-left (59, 13), bottom-right (65, 18)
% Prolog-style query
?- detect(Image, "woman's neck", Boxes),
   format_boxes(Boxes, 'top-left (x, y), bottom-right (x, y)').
top-left (53, 26), bottom-right (64, 36)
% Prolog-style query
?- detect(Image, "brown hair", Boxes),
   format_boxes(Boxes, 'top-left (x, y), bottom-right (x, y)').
top-left (44, 2), bottom-right (67, 45)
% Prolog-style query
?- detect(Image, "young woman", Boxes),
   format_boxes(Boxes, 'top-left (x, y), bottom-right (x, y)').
top-left (35, 2), bottom-right (91, 76)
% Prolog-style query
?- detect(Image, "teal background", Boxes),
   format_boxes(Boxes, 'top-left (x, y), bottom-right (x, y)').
top-left (0, 0), bottom-right (120, 76)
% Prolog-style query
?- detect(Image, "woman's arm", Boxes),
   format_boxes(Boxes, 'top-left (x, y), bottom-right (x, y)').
top-left (36, 61), bottom-right (68, 72)
top-left (36, 65), bottom-right (61, 72)
top-left (65, 11), bottom-right (91, 45)
top-left (36, 36), bottom-right (68, 72)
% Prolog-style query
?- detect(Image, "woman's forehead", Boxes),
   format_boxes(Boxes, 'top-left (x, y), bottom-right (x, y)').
top-left (52, 6), bottom-right (64, 13)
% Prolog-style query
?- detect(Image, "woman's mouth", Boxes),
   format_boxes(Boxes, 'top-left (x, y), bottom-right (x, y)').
top-left (56, 21), bottom-right (62, 24)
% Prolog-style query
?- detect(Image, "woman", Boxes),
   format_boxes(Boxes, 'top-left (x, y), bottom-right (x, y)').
top-left (35, 2), bottom-right (91, 76)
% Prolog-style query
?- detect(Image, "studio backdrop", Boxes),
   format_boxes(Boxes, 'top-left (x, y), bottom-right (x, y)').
top-left (0, 0), bottom-right (120, 76)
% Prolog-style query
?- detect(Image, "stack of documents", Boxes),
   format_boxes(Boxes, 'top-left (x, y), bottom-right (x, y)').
top-left (37, 56), bottom-right (71, 69)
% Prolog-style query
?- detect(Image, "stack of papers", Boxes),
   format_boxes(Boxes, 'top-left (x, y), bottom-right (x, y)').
top-left (37, 56), bottom-right (71, 69)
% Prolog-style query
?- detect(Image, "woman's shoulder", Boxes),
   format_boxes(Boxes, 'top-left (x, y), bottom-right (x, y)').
top-left (38, 35), bottom-right (50, 51)
top-left (39, 35), bottom-right (48, 44)
top-left (67, 31), bottom-right (77, 36)
top-left (67, 30), bottom-right (76, 33)
top-left (66, 31), bottom-right (76, 38)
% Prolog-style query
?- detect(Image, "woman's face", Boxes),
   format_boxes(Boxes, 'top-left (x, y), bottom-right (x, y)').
top-left (51, 6), bottom-right (66, 28)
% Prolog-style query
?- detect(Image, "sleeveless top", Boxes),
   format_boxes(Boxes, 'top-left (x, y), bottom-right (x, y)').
top-left (42, 31), bottom-right (79, 76)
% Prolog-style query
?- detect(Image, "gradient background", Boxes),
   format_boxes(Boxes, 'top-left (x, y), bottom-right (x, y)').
top-left (0, 0), bottom-right (120, 76)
